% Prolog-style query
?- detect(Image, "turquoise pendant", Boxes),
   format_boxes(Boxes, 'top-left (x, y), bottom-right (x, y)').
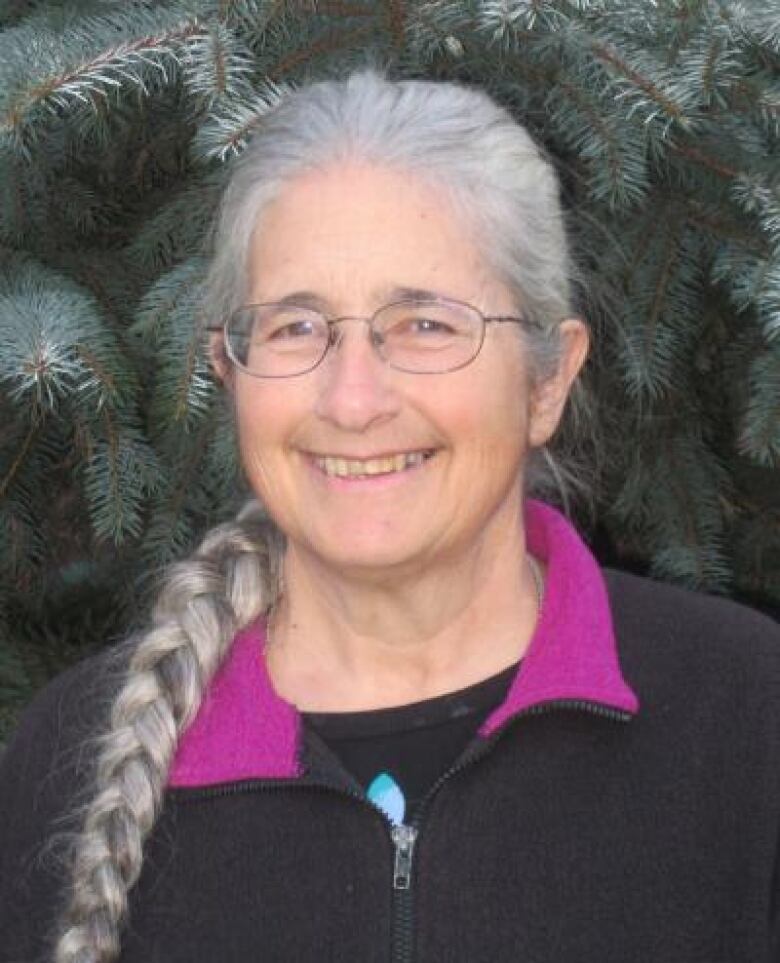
top-left (367, 771), bottom-right (406, 825)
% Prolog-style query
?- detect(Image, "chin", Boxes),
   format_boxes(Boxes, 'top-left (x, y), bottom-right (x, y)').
top-left (303, 534), bottom-right (430, 579)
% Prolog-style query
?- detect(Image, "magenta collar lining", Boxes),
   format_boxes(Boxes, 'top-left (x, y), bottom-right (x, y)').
top-left (168, 500), bottom-right (639, 788)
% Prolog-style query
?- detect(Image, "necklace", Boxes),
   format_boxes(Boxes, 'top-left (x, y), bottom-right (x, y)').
top-left (528, 553), bottom-right (545, 613)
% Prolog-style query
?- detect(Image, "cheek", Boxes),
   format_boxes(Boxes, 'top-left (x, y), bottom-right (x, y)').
top-left (233, 386), bottom-right (299, 489)
top-left (439, 358), bottom-right (530, 451)
top-left (235, 420), bottom-right (276, 506)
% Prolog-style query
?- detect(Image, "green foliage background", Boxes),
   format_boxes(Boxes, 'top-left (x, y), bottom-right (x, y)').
top-left (0, 0), bottom-right (778, 737)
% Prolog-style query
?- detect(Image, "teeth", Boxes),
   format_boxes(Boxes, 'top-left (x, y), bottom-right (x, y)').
top-left (316, 451), bottom-right (430, 478)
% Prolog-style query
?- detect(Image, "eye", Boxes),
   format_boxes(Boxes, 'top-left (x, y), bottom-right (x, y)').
top-left (393, 314), bottom-right (459, 341)
top-left (266, 318), bottom-right (317, 341)
top-left (410, 316), bottom-right (456, 335)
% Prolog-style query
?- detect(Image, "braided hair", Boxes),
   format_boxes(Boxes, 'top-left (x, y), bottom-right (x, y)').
top-left (54, 504), bottom-right (283, 962)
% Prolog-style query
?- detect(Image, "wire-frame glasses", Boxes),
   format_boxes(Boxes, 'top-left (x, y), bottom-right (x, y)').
top-left (210, 297), bottom-right (539, 378)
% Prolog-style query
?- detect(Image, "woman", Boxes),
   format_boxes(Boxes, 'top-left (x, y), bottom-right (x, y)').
top-left (2, 69), bottom-right (780, 963)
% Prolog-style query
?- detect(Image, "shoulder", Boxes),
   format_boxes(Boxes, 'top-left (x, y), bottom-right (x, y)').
top-left (0, 646), bottom-right (125, 831)
top-left (603, 567), bottom-right (780, 718)
top-left (0, 649), bottom-right (123, 951)
top-left (1, 648), bottom-right (119, 773)
top-left (604, 566), bottom-right (779, 653)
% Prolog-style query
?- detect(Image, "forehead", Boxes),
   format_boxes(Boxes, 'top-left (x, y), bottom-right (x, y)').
top-left (246, 162), bottom-right (510, 310)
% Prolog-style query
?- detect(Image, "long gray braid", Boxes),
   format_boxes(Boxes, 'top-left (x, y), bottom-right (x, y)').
top-left (54, 500), bottom-right (283, 963)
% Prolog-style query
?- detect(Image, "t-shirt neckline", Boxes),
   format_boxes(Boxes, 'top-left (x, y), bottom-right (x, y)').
top-left (303, 660), bottom-right (520, 740)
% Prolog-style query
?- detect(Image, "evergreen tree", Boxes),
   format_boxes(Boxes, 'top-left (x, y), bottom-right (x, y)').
top-left (1, 0), bottom-right (778, 735)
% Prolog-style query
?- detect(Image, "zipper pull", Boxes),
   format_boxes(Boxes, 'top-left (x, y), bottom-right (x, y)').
top-left (391, 824), bottom-right (418, 890)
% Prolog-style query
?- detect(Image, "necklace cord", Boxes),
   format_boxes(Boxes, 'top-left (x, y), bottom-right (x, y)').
top-left (528, 553), bottom-right (545, 613)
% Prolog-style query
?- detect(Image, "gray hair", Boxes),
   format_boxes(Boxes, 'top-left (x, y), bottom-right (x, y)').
top-left (54, 68), bottom-right (589, 961)
top-left (204, 67), bottom-right (592, 507)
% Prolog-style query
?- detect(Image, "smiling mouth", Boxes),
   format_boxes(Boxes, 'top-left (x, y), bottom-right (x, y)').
top-left (312, 450), bottom-right (437, 479)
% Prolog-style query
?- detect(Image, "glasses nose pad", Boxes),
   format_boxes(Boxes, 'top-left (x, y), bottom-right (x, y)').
top-left (326, 318), bottom-right (385, 358)
top-left (369, 325), bottom-right (386, 351)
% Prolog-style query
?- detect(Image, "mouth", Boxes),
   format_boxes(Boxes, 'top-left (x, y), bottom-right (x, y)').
top-left (310, 449), bottom-right (437, 479)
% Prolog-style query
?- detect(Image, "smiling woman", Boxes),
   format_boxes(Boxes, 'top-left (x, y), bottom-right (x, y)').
top-left (221, 158), bottom-right (586, 708)
top-left (2, 69), bottom-right (780, 963)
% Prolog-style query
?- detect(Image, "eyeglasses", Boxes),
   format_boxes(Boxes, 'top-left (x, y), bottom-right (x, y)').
top-left (209, 297), bottom-right (538, 377)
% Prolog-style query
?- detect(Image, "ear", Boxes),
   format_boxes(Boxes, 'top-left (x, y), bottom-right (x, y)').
top-left (528, 319), bottom-right (589, 448)
top-left (208, 329), bottom-right (235, 391)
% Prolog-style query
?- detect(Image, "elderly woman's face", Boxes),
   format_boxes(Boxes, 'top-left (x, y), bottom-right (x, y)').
top-left (228, 162), bottom-right (571, 578)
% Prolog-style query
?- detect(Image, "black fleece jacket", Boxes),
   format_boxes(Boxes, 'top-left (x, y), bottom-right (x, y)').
top-left (2, 565), bottom-right (780, 963)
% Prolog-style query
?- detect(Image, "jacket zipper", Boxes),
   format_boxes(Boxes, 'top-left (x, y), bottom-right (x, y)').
top-left (387, 722), bottom-right (503, 963)
top-left (391, 824), bottom-right (417, 889)
top-left (179, 699), bottom-right (632, 963)
top-left (387, 698), bottom-right (632, 963)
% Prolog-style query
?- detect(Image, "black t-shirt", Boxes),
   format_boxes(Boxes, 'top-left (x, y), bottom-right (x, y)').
top-left (303, 661), bottom-right (518, 823)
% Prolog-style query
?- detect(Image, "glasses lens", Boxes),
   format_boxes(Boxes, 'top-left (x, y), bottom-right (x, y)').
top-left (227, 305), bottom-right (329, 376)
top-left (375, 300), bottom-right (482, 373)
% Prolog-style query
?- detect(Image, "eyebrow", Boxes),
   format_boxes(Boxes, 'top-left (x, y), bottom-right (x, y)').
top-left (271, 286), bottom-right (448, 310)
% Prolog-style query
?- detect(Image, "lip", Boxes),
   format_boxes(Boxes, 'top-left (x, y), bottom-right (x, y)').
top-left (305, 448), bottom-right (437, 460)
top-left (303, 449), bottom-right (438, 489)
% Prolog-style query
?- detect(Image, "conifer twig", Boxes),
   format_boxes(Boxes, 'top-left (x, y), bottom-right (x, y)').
top-left (0, 422), bottom-right (36, 500)
top-left (2, 21), bottom-right (206, 137)
top-left (268, 24), bottom-right (373, 79)
top-left (590, 42), bottom-right (685, 121)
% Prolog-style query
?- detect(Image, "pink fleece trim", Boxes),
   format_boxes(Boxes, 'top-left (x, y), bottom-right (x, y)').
top-left (168, 622), bottom-right (301, 787)
top-left (479, 500), bottom-right (639, 736)
top-left (168, 500), bottom-right (638, 788)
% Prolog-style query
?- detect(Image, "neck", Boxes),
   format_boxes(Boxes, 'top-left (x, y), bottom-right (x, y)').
top-left (265, 505), bottom-right (542, 712)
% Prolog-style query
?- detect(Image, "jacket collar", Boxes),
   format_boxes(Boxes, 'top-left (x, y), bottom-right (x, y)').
top-left (168, 500), bottom-right (639, 789)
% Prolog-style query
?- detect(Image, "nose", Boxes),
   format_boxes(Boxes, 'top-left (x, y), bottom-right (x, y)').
top-left (313, 319), bottom-right (401, 431)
